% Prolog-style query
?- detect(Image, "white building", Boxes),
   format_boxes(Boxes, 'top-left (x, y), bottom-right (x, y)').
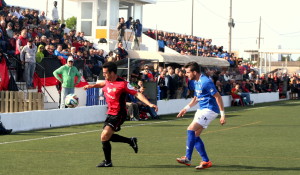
top-left (69, 0), bottom-right (156, 51)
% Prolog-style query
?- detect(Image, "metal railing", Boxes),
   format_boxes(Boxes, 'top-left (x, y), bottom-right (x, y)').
top-left (86, 88), bottom-right (106, 106)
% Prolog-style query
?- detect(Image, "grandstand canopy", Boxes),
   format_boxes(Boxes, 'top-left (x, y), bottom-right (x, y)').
top-left (258, 49), bottom-right (300, 54)
top-left (127, 50), bottom-right (230, 67)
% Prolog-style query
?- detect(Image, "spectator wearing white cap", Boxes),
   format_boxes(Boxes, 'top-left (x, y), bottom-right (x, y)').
top-left (53, 56), bottom-right (81, 108)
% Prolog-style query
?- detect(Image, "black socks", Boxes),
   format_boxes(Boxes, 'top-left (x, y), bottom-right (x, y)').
top-left (102, 134), bottom-right (132, 163)
top-left (110, 134), bottom-right (131, 144)
top-left (102, 141), bottom-right (111, 163)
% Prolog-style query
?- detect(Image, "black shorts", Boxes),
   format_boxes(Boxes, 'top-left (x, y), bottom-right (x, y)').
top-left (104, 112), bottom-right (127, 132)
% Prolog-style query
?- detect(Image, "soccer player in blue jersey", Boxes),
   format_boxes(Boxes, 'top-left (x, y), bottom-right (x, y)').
top-left (176, 62), bottom-right (226, 170)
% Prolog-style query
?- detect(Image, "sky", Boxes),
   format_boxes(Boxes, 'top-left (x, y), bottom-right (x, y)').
top-left (5, 0), bottom-right (76, 20)
top-left (143, 0), bottom-right (300, 54)
top-left (6, 0), bottom-right (300, 58)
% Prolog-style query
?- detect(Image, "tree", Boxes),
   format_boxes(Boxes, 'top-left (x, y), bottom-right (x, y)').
top-left (281, 55), bottom-right (291, 61)
top-left (65, 16), bottom-right (77, 30)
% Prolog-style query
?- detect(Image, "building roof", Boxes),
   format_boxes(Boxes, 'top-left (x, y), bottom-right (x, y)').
top-left (127, 50), bottom-right (230, 67)
top-left (68, 0), bottom-right (156, 4)
top-left (258, 49), bottom-right (300, 54)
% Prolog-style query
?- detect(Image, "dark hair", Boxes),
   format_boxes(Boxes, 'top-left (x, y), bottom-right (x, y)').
top-left (184, 62), bottom-right (200, 73)
top-left (103, 62), bottom-right (117, 74)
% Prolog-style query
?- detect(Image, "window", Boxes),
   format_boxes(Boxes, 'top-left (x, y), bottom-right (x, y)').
top-left (97, 0), bottom-right (107, 26)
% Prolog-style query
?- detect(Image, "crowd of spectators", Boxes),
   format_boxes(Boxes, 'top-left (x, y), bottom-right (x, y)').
top-left (1, 4), bottom-right (299, 102)
top-left (129, 62), bottom-right (300, 102)
top-left (145, 29), bottom-right (240, 68)
top-left (0, 5), bottom-right (131, 84)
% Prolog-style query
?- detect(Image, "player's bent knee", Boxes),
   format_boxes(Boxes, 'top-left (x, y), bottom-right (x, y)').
top-left (101, 131), bottom-right (112, 141)
top-left (101, 134), bottom-right (110, 141)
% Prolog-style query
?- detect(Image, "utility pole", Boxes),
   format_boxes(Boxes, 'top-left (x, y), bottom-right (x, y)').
top-left (46, 0), bottom-right (49, 16)
top-left (258, 16), bottom-right (261, 49)
top-left (228, 0), bottom-right (235, 54)
top-left (61, 0), bottom-right (65, 24)
top-left (191, 0), bottom-right (194, 36)
top-left (258, 16), bottom-right (264, 74)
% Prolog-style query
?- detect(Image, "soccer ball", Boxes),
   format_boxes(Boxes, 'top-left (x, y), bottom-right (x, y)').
top-left (65, 94), bottom-right (79, 108)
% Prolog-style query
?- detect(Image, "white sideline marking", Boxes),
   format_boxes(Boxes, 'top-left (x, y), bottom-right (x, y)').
top-left (0, 120), bottom-right (182, 145)
top-left (1, 101), bottom-right (298, 145)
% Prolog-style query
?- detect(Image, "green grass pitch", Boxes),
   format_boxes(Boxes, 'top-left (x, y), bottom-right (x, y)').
top-left (1, 100), bottom-right (300, 175)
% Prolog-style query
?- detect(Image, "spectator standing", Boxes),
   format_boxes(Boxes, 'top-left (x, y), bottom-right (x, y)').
top-left (20, 39), bottom-right (37, 89)
top-left (158, 35), bottom-right (166, 52)
top-left (157, 71), bottom-right (168, 99)
top-left (167, 67), bottom-right (179, 99)
top-left (131, 19), bottom-right (142, 50)
top-left (125, 17), bottom-right (132, 29)
top-left (176, 68), bottom-right (184, 99)
top-left (15, 29), bottom-right (28, 81)
top-left (53, 56), bottom-right (81, 109)
top-left (51, 1), bottom-right (59, 22)
top-left (117, 17), bottom-right (126, 43)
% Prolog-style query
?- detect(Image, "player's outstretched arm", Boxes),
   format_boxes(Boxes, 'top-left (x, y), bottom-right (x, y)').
top-left (213, 92), bottom-right (226, 125)
top-left (83, 81), bottom-right (106, 90)
top-left (135, 92), bottom-right (158, 112)
top-left (177, 96), bottom-right (198, 118)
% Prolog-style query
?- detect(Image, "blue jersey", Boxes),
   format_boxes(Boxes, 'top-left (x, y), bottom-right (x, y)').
top-left (192, 74), bottom-right (220, 113)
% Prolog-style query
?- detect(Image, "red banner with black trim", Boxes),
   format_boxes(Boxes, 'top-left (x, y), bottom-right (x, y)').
top-left (0, 56), bottom-right (9, 91)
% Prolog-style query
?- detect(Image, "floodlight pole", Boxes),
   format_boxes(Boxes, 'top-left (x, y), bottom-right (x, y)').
top-left (46, 0), bottom-right (48, 16)
top-left (191, 0), bottom-right (194, 36)
top-left (228, 0), bottom-right (232, 54)
top-left (61, 0), bottom-right (65, 24)
top-left (228, 0), bottom-right (234, 54)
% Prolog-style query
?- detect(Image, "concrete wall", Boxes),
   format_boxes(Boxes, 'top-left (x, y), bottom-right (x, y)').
top-left (1, 105), bottom-right (107, 133)
top-left (0, 92), bottom-right (279, 133)
top-left (44, 86), bottom-right (87, 107)
top-left (156, 92), bottom-right (279, 115)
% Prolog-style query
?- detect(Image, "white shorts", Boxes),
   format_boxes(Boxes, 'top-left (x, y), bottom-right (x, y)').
top-left (192, 109), bottom-right (218, 129)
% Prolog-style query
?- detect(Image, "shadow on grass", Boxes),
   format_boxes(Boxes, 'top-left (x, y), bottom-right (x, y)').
top-left (211, 164), bottom-right (300, 171)
top-left (116, 165), bottom-right (189, 169)
top-left (124, 164), bottom-right (300, 171)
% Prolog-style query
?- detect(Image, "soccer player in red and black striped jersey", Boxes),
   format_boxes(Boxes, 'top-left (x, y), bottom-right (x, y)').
top-left (84, 62), bottom-right (158, 167)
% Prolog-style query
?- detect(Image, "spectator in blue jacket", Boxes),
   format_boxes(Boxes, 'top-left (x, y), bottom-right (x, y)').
top-left (125, 17), bottom-right (133, 29)
top-left (131, 19), bottom-right (142, 50)
top-left (158, 35), bottom-right (166, 52)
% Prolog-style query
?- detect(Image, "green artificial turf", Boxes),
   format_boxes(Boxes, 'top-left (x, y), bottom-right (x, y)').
top-left (1, 100), bottom-right (300, 175)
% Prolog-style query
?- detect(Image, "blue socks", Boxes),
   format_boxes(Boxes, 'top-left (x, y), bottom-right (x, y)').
top-left (185, 130), bottom-right (196, 160)
top-left (185, 130), bottom-right (209, 162)
top-left (195, 137), bottom-right (209, 162)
